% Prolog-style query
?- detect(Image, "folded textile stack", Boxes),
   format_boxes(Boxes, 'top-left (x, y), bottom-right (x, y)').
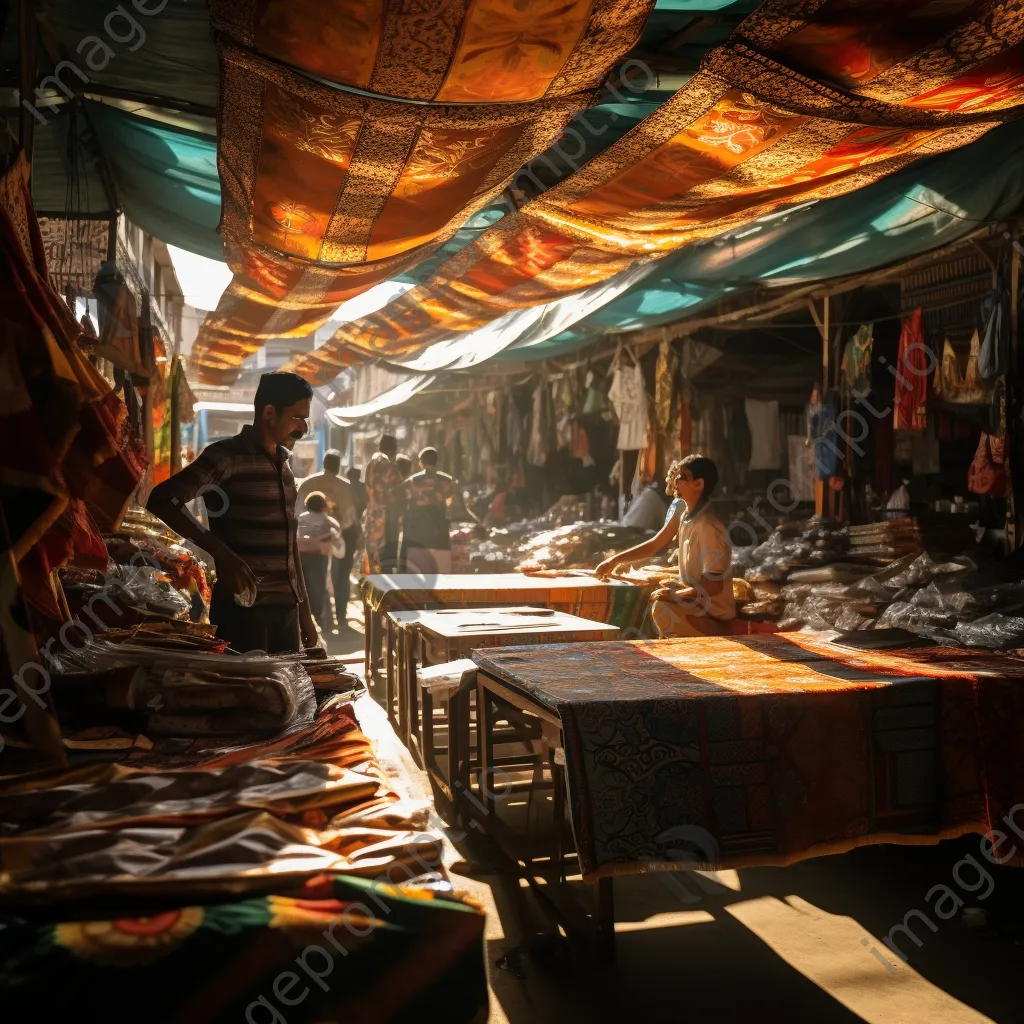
top-left (846, 516), bottom-right (975, 563)
top-left (49, 638), bottom-right (317, 738)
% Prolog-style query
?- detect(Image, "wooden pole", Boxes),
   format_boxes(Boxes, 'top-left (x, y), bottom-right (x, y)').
top-left (1008, 225), bottom-right (1021, 551)
top-left (169, 358), bottom-right (181, 477)
top-left (810, 296), bottom-right (830, 518)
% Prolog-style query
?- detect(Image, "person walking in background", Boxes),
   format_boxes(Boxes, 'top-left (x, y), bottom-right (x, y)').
top-left (391, 454), bottom-right (413, 570)
top-left (297, 450), bottom-right (358, 630)
top-left (363, 434), bottom-right (403, 573)
top-left (401, 447), bottom-right (454, 575)
top-left (347, 465), bottom-right (368, 522)
top-left (296, 492), bottom-right (342, 636)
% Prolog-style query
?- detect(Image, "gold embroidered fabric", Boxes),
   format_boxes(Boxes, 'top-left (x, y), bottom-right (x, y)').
top-left (284, 0), bottom-right (1024, 384)
top-left (191, 0), bottom-right (655, 384)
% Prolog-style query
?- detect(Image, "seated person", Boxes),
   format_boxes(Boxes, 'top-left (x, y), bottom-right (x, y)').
top-left (621, 477), bottom-right (669, 531)
top-left (596, 455), bottom-right (735, 637)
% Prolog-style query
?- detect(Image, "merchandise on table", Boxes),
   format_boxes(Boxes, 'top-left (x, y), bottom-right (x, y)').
top-left (729, 517), bottom-right (1019, 648)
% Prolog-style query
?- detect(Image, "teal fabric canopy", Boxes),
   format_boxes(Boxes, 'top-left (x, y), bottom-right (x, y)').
top-left (500, 119), bottom-right (1024, 362)
top-left (85, 104), bottom-right (222, 260)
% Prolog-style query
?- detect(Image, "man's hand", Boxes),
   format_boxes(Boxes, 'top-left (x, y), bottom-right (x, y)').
top-left (595, 556), bottom-right (622, 580)
top-left (300, 605), bottom-right (323, 651)
top-left (214, 546), bottom-right (258, 601)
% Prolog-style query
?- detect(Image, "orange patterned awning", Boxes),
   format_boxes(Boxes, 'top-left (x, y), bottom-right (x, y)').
top-left (285, 0), bottom-right (1024, 385)
top-left (190, 0), bottom-right (655, 384)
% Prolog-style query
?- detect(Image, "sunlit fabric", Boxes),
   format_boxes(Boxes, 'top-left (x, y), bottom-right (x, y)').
top-left (291, 0), bottom-right (1024, 382)
top-left (190, 0), bottom-right (656, 384)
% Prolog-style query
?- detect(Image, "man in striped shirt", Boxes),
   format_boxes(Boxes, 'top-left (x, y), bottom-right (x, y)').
top-left (147, 372), bottom-right (321, 653)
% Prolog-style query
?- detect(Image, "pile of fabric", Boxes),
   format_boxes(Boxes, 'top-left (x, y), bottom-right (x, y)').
top-left (49, 631), bottom-right (318, 738)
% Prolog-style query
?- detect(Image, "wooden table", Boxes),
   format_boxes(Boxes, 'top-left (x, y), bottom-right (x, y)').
top-left (387, 606), bottom-right (619, 821)
top-left (362, 572), bottom-right (643, 682)
top-left (470, 633), bottom-right (1024, 956)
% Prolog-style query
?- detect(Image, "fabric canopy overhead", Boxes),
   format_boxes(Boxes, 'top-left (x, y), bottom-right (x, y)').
top-left (188, 0), bottom-right (656, 383)
top-left (287, 0), bottom-right (1024, 385)
top-left (499, 115), bottom-right (1024, 361)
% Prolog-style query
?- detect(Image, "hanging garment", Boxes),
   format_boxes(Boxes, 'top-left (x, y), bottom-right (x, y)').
top-left (934, 332), bottom-right (990, 403)
top-left (678, 393), bottom-right (692, 455)
top-left (813, 389), bottom-right (842, 480)
top-left (745, 399), bottom-right (782, 470)
top-left (581, 369), bottom-right (609, 415)
top-left (654, 338), bottom-right (678, 434)
top-left (608, 355), bottom-right (648, 451)
top-left (840, 324), bottom-right (873, 397)
top-left (786, 436), bottom-right (816, 502)
top-left (978, 272), bottom-right (1009, 381)
top-left (93, 261), bottom-right (144, 376)
top-left (893, 309), bottom-right (929, 432)
top-left (528, 378), bottom-right (550, 466)
top-left (967, 433), bottom-right (1007, 497)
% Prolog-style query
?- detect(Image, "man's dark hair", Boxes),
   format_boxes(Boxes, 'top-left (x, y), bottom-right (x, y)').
top-left (323, 450), bottom-right (342, 474)
top-left (419, 446), bottom-right (438, 467)
top-left (396, 454), bottom-right (412, 477)
top-left (347, 466), bottom-right (362, 482)
top-left (681, 453), bottom-right (719, 498)
top-left (305, 491), bottom-right (327, 513)
top-left (379, 434), bottom-right (397, 454)
top-left (254, 372), bottom-right (312, 417)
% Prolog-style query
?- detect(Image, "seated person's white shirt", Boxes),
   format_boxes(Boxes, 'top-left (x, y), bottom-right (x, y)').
top-left (677, 506), bottom-right (735, 620)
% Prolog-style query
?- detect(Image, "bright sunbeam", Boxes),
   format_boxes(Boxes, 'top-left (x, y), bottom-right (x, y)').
top-left (725, 895), bottom-right (995, 1024)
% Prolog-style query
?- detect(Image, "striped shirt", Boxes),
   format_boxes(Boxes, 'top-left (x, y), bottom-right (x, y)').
top-left (156, 425), bottom-right (300, 605)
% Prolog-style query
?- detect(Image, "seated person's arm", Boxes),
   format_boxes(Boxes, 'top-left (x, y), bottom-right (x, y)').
top-left (596, 502), bottom-right (682, 578)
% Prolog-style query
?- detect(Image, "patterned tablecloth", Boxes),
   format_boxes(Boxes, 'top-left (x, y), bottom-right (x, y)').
top-left (362, 572), bottom-right (646, 630)
top-left (473, 633), bottom-right (1024, 881)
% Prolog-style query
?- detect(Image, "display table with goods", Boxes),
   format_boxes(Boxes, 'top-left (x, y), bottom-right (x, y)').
top-left (0, 621), bottom-right (487, 1022)
top-left (470, 632), bottom-right (1024, 955)
top-left (360, 571), bottom-right (644, 681)
top-left (383, 606), bottom-right (619, 820)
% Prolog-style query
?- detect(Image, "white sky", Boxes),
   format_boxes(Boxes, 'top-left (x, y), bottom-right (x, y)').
top-left (167, 245), bottom-right (415, 322)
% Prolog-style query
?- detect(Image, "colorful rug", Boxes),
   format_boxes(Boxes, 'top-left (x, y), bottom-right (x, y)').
top-left (0, 876), bottom-right (487, 1023)
top-left (473, 633), bottom-right (1024, 880)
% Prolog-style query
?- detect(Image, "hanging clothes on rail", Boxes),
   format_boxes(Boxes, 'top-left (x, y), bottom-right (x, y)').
top-left (608, 347), bottom-right (647, 451)
top-left (893, 309), bottom-right (929, 432)
top-left (840, 324), bottom-right (873, 397)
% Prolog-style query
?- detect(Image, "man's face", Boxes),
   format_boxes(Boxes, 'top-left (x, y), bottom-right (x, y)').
top-left (266, 398), bottom-right (310, 449)
top-left (674, 468), bottom-right (704, 508)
